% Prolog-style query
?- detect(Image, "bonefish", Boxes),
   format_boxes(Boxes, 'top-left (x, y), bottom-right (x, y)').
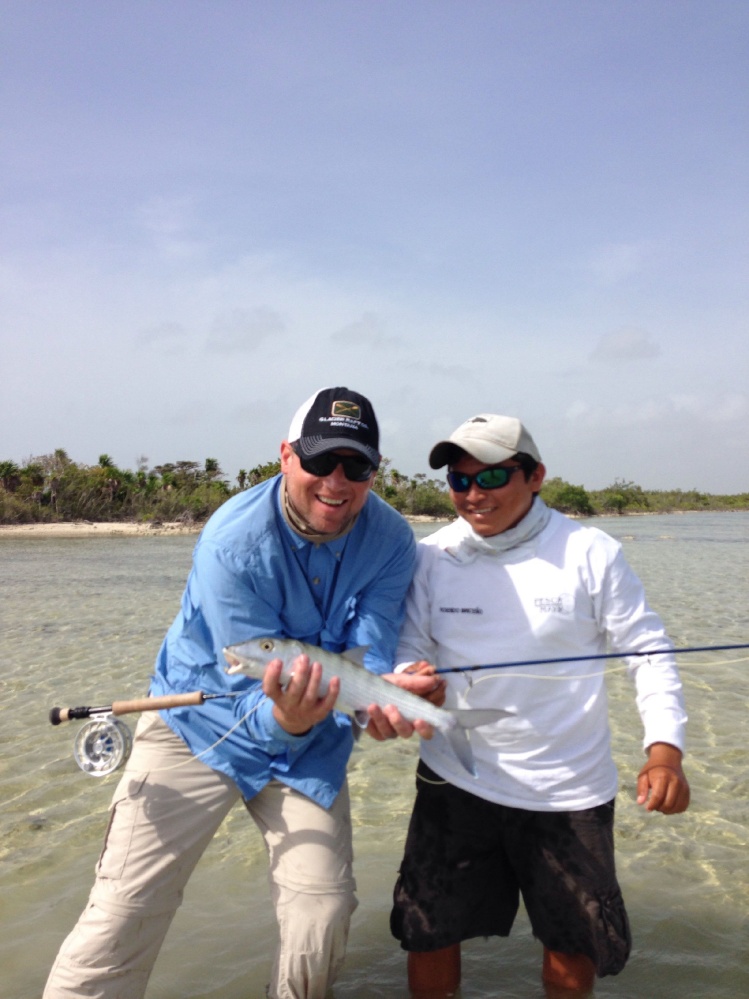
top-left (224, 637), bottom-right (511, 777)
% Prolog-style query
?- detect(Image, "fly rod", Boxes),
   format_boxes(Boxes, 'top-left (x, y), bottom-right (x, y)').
top-left (49, 690), bottom-right (238, 726)
top-left (434, 642), bottom-right (749, 675)
top-left (49, 691), bottom-right (242, 777)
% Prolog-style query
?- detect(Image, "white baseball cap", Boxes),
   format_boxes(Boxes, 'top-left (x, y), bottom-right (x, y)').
top-left (429, 414), bottom-right (542, 468)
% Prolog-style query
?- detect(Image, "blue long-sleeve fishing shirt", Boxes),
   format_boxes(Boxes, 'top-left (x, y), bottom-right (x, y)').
top-left (149, 475), bottom-right (416, 808)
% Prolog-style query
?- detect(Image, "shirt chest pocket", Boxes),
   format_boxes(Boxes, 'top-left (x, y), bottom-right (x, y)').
top-left (319, 595), bottom-right (359, 647)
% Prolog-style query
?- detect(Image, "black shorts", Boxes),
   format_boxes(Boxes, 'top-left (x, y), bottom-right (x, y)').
top-left (390, 761), bottom-right (631, 977)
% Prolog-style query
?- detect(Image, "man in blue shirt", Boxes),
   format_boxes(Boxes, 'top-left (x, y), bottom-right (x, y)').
top-left (44, 387), bottom-right (437, 999)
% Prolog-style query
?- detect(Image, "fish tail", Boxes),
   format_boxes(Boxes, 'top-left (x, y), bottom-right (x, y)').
top-left (451, 708), bottom-right (511, 730)
top-left (444, 726), bottom-right (478, 778)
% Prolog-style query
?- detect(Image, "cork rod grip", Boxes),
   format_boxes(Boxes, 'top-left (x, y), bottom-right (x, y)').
top-left (49, 691), bottom-right (206, 725)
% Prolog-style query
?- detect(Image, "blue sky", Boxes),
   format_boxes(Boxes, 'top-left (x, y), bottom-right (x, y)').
top-left (2, 1), bottom-right (747, 492)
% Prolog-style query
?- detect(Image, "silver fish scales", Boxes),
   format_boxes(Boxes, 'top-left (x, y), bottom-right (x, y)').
top-left (224, 637), bottom-right (511, 776)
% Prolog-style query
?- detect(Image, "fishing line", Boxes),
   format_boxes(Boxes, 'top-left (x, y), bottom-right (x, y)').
top-left (121, 703), bottom-right (262, 776)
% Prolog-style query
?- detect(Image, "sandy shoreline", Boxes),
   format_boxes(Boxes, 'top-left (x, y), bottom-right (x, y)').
top-left (0, 521), bottom-right (202, 538)
top-left (0, 514), bottom-right (447, 539)
top-left (0, 509), bottom-right (732, 538)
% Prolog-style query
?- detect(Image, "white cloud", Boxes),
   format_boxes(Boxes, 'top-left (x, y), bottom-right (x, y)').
top-left (565, 399), bottom-right (592, 420)
top-left (329, 312), bottom-right (400, 348)
top-left (564, 392), bottom-right (747, 430)
top-left (136, 321), bottom-right (190, 351)
top-left (207, 307), bottom-right (287, 352)
top-left (670, 392), bottom-right (747, 422)
top-left (590, 328), bottom-right (661, 365)
top-left (400, 360), bottom-right (479, 380)
top-left (587, 241), bottom-right (651, 286)
top-left (134, 195), bottom-right (204, 260)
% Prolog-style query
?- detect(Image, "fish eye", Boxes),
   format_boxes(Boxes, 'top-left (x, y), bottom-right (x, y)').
top-left (259, 639), bottom-right (274, 652)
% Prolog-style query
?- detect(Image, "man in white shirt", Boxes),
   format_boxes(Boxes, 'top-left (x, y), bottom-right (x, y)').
top-left (390, 413), bottom-right (690, 997)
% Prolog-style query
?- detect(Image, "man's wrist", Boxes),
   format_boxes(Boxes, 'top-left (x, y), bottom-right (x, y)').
top-left (272, 705), bottom-right (313, 736)
top-left (646, 741), bottom-right (683, 765)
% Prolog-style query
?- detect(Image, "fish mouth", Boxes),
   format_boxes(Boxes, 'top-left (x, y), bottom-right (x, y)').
top-left (224, 651), bottom-right (264, 674)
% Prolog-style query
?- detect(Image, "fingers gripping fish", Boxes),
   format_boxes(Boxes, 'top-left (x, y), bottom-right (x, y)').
top-left (224, 637), bottom-right (512, 777)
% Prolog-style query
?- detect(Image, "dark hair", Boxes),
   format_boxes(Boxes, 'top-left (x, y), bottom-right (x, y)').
top-left (512, 452), bottom-right (540, 482)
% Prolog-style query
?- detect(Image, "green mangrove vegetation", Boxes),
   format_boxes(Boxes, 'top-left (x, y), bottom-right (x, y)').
top-left (1, 450), bottom-right (747, 526)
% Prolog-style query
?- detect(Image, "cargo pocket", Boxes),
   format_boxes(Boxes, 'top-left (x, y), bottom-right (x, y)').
top-left (594, 888), bottom-right (632, 977)
top-left (96, 772), bottom-right (148, 881)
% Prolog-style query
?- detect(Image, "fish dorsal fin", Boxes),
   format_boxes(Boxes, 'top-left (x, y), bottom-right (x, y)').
top-left (342, 645), bottom-right (369, 668)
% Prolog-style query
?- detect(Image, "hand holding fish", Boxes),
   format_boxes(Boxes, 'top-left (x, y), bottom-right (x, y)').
top-left (636, 742), bottom-right (690, 814)
top-left (263, 654), bottom-right (341, 734)
top-left (364, 662), bottom-right (446, 741)
top-left (225, 637), bottom-right (513, 775)
top-left (364, 704), bottom-right (430, 741)
top-left (399, 661), bottom-right (447, 707)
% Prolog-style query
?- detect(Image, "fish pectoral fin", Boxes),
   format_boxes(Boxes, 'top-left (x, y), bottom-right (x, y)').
top-left (451, 708), bottom-right (513, 730)
top-left (348, 710), bottom-right (370, 742)
top-left (353, 709), bottom-right (370, 729)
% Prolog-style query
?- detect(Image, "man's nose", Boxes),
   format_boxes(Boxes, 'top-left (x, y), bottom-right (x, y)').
top-left (323, 462), bottom-right (348, 485)
top-left (465, 480), bottom-right (487, 499)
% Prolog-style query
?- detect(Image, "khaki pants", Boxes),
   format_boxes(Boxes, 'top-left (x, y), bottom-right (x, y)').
top-left (44, 714), bottom-right (357, 999)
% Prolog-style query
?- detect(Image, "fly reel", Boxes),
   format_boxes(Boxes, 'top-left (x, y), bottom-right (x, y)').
top-left (50, 689), bottom-right (219, 777)
top-left (73, 717), bottom-right (133, 777)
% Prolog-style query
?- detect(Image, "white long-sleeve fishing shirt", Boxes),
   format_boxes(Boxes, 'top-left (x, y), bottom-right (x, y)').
top-left (396, 504), bottom-right (687, 811)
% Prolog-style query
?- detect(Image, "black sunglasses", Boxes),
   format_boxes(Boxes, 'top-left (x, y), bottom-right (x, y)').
top-left (447, 464), bottom-right (522, 493)
top-left (292, 445), bottom-right (376, 482)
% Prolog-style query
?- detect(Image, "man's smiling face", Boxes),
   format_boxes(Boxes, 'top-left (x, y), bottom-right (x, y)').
top-left (448, 453), bottom-right (546, 537)
top-left (281, 441), bottom-right (374, 534)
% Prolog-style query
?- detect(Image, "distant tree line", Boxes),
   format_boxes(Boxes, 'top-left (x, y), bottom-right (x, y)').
top-left (0, 450), bottom-right (238, 525)
top-left (1, 450), bottom-right (747, 526)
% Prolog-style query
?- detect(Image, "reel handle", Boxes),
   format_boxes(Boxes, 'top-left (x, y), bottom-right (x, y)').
top-left (49, 691), bottom-right (206, 725)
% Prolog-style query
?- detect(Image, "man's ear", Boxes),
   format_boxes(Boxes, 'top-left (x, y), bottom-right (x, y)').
top-left (530, 462), bottom-right (547, 493)
top-left (280, 441), bottom-right (294, 473)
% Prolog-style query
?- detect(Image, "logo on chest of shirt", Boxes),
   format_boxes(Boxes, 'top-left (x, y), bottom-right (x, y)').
top-left (438, 605), bottom-right (484, 615)
top-left (534, 593), bottom-right (574, 614)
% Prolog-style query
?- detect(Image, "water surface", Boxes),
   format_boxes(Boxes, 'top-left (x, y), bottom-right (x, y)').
top-left (1, 512), bottom-right (748, 997)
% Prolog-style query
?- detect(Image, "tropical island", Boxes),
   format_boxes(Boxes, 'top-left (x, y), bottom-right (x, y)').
top-left (1, 449), bottom-right (747, 531)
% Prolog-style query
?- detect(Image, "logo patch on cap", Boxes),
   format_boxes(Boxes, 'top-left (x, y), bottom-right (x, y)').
top-left (332, 400), bottom-right (361, 419)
